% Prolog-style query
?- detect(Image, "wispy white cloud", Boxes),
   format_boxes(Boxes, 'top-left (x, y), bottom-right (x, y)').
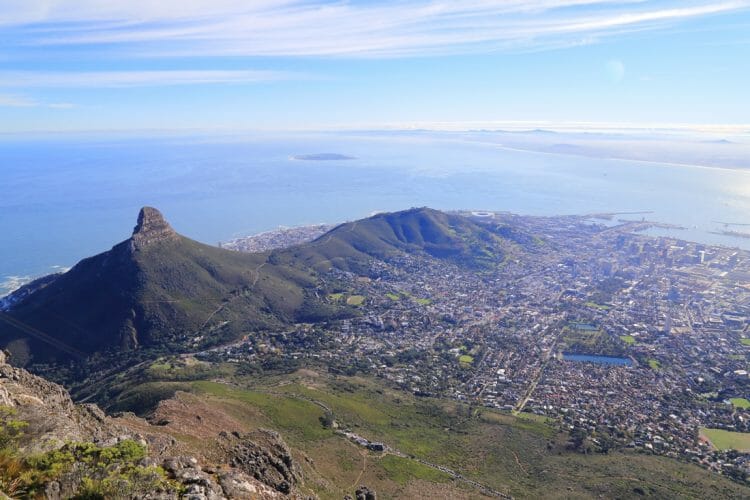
top-left (48, 102), bottom-right (75, 109)
top-left (0, 70), bottom-right (297, 88)
top-left (0, 94), bottom-right (38, 107)
top-left (0, 93), bottom-right (74, 109)
top-left (3, 1), bottom-right (748, 57)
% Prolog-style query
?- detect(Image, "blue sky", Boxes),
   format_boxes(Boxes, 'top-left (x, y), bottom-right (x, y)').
top-left (1, 1), bottom-right (749, 133)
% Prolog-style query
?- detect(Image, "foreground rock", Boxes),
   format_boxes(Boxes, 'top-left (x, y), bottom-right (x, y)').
top-left (0, 349), bottom-right (122, 453)
top-left (160, 455), bottom-right (289, 499)
top-left (0, 353), bottom-right (312, 498)
top-left (222, 429), bottom-right (304, 496)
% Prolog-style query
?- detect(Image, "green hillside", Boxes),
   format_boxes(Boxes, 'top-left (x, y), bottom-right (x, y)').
top-left (105, 368), bottom-right (750, 499)
top-left (281, 206), bottom-right (506, 272)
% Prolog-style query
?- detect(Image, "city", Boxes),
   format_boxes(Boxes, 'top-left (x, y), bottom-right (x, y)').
top-left (198, 212), bottom-right (750, 482)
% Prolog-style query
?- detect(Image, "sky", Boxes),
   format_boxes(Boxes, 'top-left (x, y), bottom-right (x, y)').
top-left (1, 0), bottom-right (749, 133)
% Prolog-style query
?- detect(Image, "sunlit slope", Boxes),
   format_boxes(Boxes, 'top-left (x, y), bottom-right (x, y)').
top-left (281, 207), bottom-right (507, 272)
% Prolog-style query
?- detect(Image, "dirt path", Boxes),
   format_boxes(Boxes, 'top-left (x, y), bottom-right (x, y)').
top-left (351, 450), bottom-right (368, 489)
top-left (192, 260), bottom-right (268, 337)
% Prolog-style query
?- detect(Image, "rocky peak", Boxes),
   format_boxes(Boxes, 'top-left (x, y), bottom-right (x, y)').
top-left (131, 206), bottom-right (178, 249)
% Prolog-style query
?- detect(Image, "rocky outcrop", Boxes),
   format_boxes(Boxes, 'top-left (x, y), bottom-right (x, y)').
top-left (355, 486), bottom-right (377, 500)
top-left (222, 429), bottom-right (303, 495)
top-left (131, 206), bottom-right (179, 250)
top-left (344, 486), bottom-right (377, 500)
top-left (0, 350), bottom-right (122, 453)
top-left (0, 355), bottom-right (308, 498)
top-left (160, 455), bottom-right (289, 499)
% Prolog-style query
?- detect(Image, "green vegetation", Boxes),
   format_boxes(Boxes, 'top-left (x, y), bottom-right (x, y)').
top-left (191, 381), bottom-right (333, 442)
top-left (619, 335), bottom-right (636, 345)
top-left (589, 276), bottom-right (625, 304)
top-left (286, 207), bottom-right (508, 273)
top-left (0, 406), bottom-right (27, 450)
top-left (458, 354), bottom-right (474, 365)
top-left (386, 292), bottom-right (401, 301)
top-left (701, 428), bottom-right (750, 451)
top-left (145, 357), bottom-right (235, 381)
top-left (346, 295), bottom-right (366, 306)
top-left (415, 297), bottom-right (432, 306)
top-left (328, 293), bottom-right (344, 301)
top-left (1, 407), bottom-right (174, 499)
top-left (517, 411), bottom-right (552, 425)
top-left (560, 324), bottom-right (625, 356)
top-left (741, 338), bottom-right (750, 346)
top-left (83, 368), bottom-right (750, 499)
top-left (379, 455), bottom-right (451, 485)
top-left (25, 440), bottom-right (172, 498)
top-left (108, 381), bottom-right (193, 415)
top-left (648, 359), bottom-right (662, 370)
top-left (730, 398), bottom-right (750, 409)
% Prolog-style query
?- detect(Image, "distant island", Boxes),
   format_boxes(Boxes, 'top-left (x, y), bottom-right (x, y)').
top-left (290, 153), bottom-right (356, 161)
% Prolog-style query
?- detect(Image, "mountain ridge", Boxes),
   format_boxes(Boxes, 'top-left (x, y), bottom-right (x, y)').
top-left (0, 206), bottom-right (507, 366)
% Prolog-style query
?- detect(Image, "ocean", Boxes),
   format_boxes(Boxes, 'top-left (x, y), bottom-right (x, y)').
top-left (2, 131), bottom-right (750, 294)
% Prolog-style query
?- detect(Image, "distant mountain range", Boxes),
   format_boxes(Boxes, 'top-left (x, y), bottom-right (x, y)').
top-left (0, 206), bottom-right (509, 365)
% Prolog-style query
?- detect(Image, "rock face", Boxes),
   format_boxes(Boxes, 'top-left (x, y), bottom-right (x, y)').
top-left (131, 206), bottom-right (179, 250)
top-left (224, 429), bottom-right (303, 495)
top-left (0, 355), bottom-right (306, 499)
top-left (355, 486), bottom-right (377, 500)
top-left (0, 350), bottom-right (122, 453)
top-left (160, 455), bottom-right (289, 500)
top-left (344, 486), bottom-right (377, 500)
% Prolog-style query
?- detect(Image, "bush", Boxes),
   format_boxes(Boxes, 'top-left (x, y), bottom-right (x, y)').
top-left (18, 440), bottom-right (175, 498)
top-left (0, 406), bottom-right (28, 450)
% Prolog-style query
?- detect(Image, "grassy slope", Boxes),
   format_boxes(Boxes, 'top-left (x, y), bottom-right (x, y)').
top-left (114, 369), bottom-right (750, 499)
top-left (279, 207), bottom-right (508, 273)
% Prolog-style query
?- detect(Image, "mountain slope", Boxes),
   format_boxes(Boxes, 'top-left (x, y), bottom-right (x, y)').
top-left (281, 206), bottom-right (507, 272)
top-left (0, 207), bottom-right (513, 365)
top-left (0, 208), bottom-right (334, 364)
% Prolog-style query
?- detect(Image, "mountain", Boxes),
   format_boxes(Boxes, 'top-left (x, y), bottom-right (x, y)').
top-left (0, 207), bottom-right (509, 365)
top-left (279, 206), bottom-right (507, 273)
top-left (0, 207), bottom-right (337, 365)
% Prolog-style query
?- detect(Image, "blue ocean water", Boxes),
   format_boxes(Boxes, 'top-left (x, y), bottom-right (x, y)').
top-left (2, 131), bottom-right (750, 294)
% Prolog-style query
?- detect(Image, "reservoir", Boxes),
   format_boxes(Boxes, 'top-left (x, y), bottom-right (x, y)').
top-left (563, 353), bottom-right (633, 366)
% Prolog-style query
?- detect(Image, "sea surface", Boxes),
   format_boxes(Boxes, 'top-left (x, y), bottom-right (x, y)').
top-left (2, 131), bottom-right (750, 294)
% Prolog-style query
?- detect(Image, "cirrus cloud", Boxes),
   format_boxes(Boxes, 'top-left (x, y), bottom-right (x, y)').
top-left (0, 69), bottom-right (300, 88)
top-left (3, 1), bottom-right (749, 58)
